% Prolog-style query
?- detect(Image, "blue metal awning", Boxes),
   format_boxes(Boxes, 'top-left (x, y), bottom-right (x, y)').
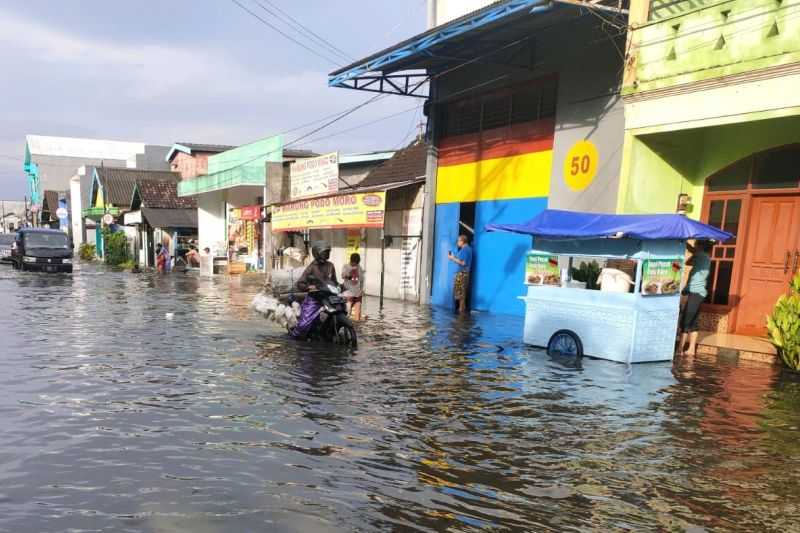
top-left (328, 0), bottom-right (553, 97)
top-left (328, 0), bottom-right (628, 98)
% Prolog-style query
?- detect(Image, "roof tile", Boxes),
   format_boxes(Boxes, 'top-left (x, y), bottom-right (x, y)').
top-left (358, 142), bottom-right (428, 188)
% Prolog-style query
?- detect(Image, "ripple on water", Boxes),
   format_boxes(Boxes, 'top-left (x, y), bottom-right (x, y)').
top-left (0, 264), bottom-right (799, 532)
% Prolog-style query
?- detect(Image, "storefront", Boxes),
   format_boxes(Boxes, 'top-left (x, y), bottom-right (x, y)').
top-left (227, 205), bottom-right (263, 272)
top-left (329, 0), bottom-right (627, 315)
top-left (271, 182), bottom-right (425, 303)
top-left (178, 136), bottom-right (283, 274)
top-left (619, 0), bottom-right (800, 335)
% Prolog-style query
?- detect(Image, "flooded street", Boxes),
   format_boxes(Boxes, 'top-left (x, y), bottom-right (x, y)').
top-left (1, 265), bottom-right (799, 532)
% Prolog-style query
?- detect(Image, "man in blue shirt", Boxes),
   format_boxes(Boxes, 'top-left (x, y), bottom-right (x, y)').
top-left (448, 234), bottom-right (473, 314)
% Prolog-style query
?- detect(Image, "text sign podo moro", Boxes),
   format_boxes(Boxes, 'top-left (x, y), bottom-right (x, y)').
top-left (290, 152), bottom-right (339, 200)
top-left (272, 192), bottom-right (386, 232)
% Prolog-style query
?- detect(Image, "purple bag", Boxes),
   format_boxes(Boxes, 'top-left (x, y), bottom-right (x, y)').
top-left (289, 296), bottom-right (322, 339)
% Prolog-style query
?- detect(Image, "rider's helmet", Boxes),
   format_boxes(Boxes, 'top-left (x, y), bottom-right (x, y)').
top-left (311, 240), bottom-right (331, 263)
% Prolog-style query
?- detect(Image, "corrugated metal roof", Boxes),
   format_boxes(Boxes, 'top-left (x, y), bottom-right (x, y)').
top-left (178, 143), bottom-right (237, 154)
top-left (141, 207), bottom-right (198, 229)
top-left (340, 151), bottom-right (396, 165)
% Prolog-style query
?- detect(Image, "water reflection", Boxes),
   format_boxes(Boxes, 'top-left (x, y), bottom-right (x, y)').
top-left (0, 264), bottom-right (798, 532)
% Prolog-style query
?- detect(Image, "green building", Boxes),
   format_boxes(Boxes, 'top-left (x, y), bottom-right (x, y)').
top-left (619, 0), bottom-right (800, 336)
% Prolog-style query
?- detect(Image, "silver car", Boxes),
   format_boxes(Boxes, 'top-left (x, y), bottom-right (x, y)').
top-left (0, 233), bottom-right (14, 263)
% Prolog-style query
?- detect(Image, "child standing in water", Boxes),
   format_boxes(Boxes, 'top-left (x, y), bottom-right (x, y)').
top-left (342, 253), bottom-right (365, 321)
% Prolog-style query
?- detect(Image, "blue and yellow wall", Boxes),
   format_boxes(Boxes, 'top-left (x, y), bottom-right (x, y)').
top-left (431, 118), bottom-right (554, 315)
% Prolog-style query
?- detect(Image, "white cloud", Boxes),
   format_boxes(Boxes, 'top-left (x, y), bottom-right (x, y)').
top-left (0, 4), bottom-right (423, 198)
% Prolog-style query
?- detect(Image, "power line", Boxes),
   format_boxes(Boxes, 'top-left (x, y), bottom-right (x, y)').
top-left (252, 0), bottom-right (353, 64)
top-left (229, 0), bottom-right (343, 66)
top-left (300, 104), bottom-right (422, 146)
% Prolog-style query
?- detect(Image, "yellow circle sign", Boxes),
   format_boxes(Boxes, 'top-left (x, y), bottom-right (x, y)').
top-left (563, 140), bottom-right (599, 191)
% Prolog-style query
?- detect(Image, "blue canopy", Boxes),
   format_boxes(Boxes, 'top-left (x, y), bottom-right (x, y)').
top-left (486, 209), bottom-right (734, 242)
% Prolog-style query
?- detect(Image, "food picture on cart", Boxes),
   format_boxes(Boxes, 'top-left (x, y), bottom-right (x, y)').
top-left (641, 257), bottom-right (684, 296)
top-left (487, 209), bottom-right (734, 364)
top-left (525, 253), bottom-right (560, 286)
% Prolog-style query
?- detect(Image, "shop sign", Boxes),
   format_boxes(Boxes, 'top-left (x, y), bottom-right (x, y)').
top-left (290, 152), bottom-right (339, 200)
top-left (345, 230), bottom-right (361, 258)
top-left (240, 205), bottom-right (261, 221)
top-left (272, 192), bottom-right (386, 232)
top-left (641, 258), bottom-right (683, 296)
top-left (525, 252), bottom-right (560, 286)
top-left (563, 140), bottom-right (599, 191)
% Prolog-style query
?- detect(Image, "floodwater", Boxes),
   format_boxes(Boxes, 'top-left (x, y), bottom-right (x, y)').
top-left (1, 264), bottom-right (799, 533)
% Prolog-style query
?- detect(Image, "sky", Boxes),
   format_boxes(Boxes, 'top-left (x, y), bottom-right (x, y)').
top-left (0, 0), bottom-right (427, 200)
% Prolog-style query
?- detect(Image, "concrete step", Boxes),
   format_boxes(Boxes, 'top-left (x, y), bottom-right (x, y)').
top-left (696, 331), bottom-right (778, 365)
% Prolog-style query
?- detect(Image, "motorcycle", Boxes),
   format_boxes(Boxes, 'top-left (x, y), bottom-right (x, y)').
top-left (290, 282), bottom-right (358, 348)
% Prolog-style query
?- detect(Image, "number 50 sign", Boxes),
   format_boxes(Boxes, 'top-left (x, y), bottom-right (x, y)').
top-left (563, 140), bottom-right (599, 191)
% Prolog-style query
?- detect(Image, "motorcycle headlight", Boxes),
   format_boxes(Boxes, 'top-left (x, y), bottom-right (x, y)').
top-left (23, 256), bottom-right (37, 263)
top-left (62, 258), bottom-right (72, 264)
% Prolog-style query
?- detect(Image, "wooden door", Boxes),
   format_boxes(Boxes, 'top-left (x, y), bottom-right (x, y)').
top-left (736, 196), bottom-right (800, 335)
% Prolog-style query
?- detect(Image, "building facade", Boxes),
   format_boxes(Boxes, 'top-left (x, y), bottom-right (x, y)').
top-left (177, 137), bottom-right (286, 271)
top-left (167, 143), bottom-right (236, 180)
top-left (620, 0), bottom-right (800, 335)
top-left (330, 0), bottom-right (627, 315)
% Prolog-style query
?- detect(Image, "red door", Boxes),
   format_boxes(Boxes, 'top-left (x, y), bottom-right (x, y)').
top-left (736, 196), bottom-right (800, 335)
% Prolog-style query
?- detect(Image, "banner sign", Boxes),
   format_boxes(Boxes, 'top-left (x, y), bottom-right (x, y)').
top-left (525, 252), bottom-right (560, 286)
top-left (272, 192), bottom-right (386, 232)
top-left (239, 205), bottom-right (261, 221)
top-left (290, 152), bottom-right (339, 200)
top-left (641, 258), bottom-right (683, 295)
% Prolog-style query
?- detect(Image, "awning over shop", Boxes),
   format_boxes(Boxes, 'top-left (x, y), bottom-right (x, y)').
top-left (141, 208), bottom-right (198, 229)
top-left (328, 0), bottom-right (627, 97)
top-left (486, 209), bottom-right (734, 241)
top-left (178, 136), bottom-right (283, 197)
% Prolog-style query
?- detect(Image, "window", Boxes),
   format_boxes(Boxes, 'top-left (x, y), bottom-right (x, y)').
top-left (752, 146), bottom-right (800, 189)
top-left (704, 198), bottom-right (741, 306)
top-left (707, 158), bottom-right (750, 192)
top-left (707, 145), bottom-right (800, 192)
top-left (441, 77), bottom-right (558, 139)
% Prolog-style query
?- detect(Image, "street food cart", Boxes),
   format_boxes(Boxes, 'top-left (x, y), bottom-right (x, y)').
top-left (487, 210), bottom-right (733, 364)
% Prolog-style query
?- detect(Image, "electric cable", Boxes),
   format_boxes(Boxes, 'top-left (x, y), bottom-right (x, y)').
top-left (229, 0), bottom-right (343, 66)
top-left (252, 0), bottom-right (354, 63)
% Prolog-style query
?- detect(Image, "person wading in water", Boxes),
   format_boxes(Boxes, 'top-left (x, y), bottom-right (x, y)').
top-left (290, 241), bottom-right (339, 339)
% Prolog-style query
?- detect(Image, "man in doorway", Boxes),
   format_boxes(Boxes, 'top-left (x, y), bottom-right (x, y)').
top-left (448, 235), bottom-right (473, 314)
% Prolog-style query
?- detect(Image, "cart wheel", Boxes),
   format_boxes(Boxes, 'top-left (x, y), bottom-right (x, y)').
top-left (547, 330), bottom-right (583, 358)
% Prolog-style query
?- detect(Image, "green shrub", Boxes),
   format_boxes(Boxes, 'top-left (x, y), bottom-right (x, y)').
top-left (119, 259), bottom-right (137, 271)
top-left (103, 229), bottom-right (129, 266)
top-left (571, 260), bottom-right (601, 290)
top-left (78, 243), bottom-right (96, 261)
top-left (767, 273), bottom-right (800, 372)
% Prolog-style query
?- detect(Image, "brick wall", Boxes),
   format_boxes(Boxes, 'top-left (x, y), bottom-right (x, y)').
top-left (170, 152), bottom-right (211, 179)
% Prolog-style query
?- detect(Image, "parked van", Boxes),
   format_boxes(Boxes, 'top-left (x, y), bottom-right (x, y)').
top-left (11, 228), bottom-right (73, 273)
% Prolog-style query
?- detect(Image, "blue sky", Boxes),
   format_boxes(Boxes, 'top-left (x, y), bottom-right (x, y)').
top-left (0, 0), bottom-right (427, 199)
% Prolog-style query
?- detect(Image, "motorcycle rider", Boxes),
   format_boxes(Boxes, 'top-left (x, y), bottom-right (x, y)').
top-left (290, 240), bottom-right (339, 339)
